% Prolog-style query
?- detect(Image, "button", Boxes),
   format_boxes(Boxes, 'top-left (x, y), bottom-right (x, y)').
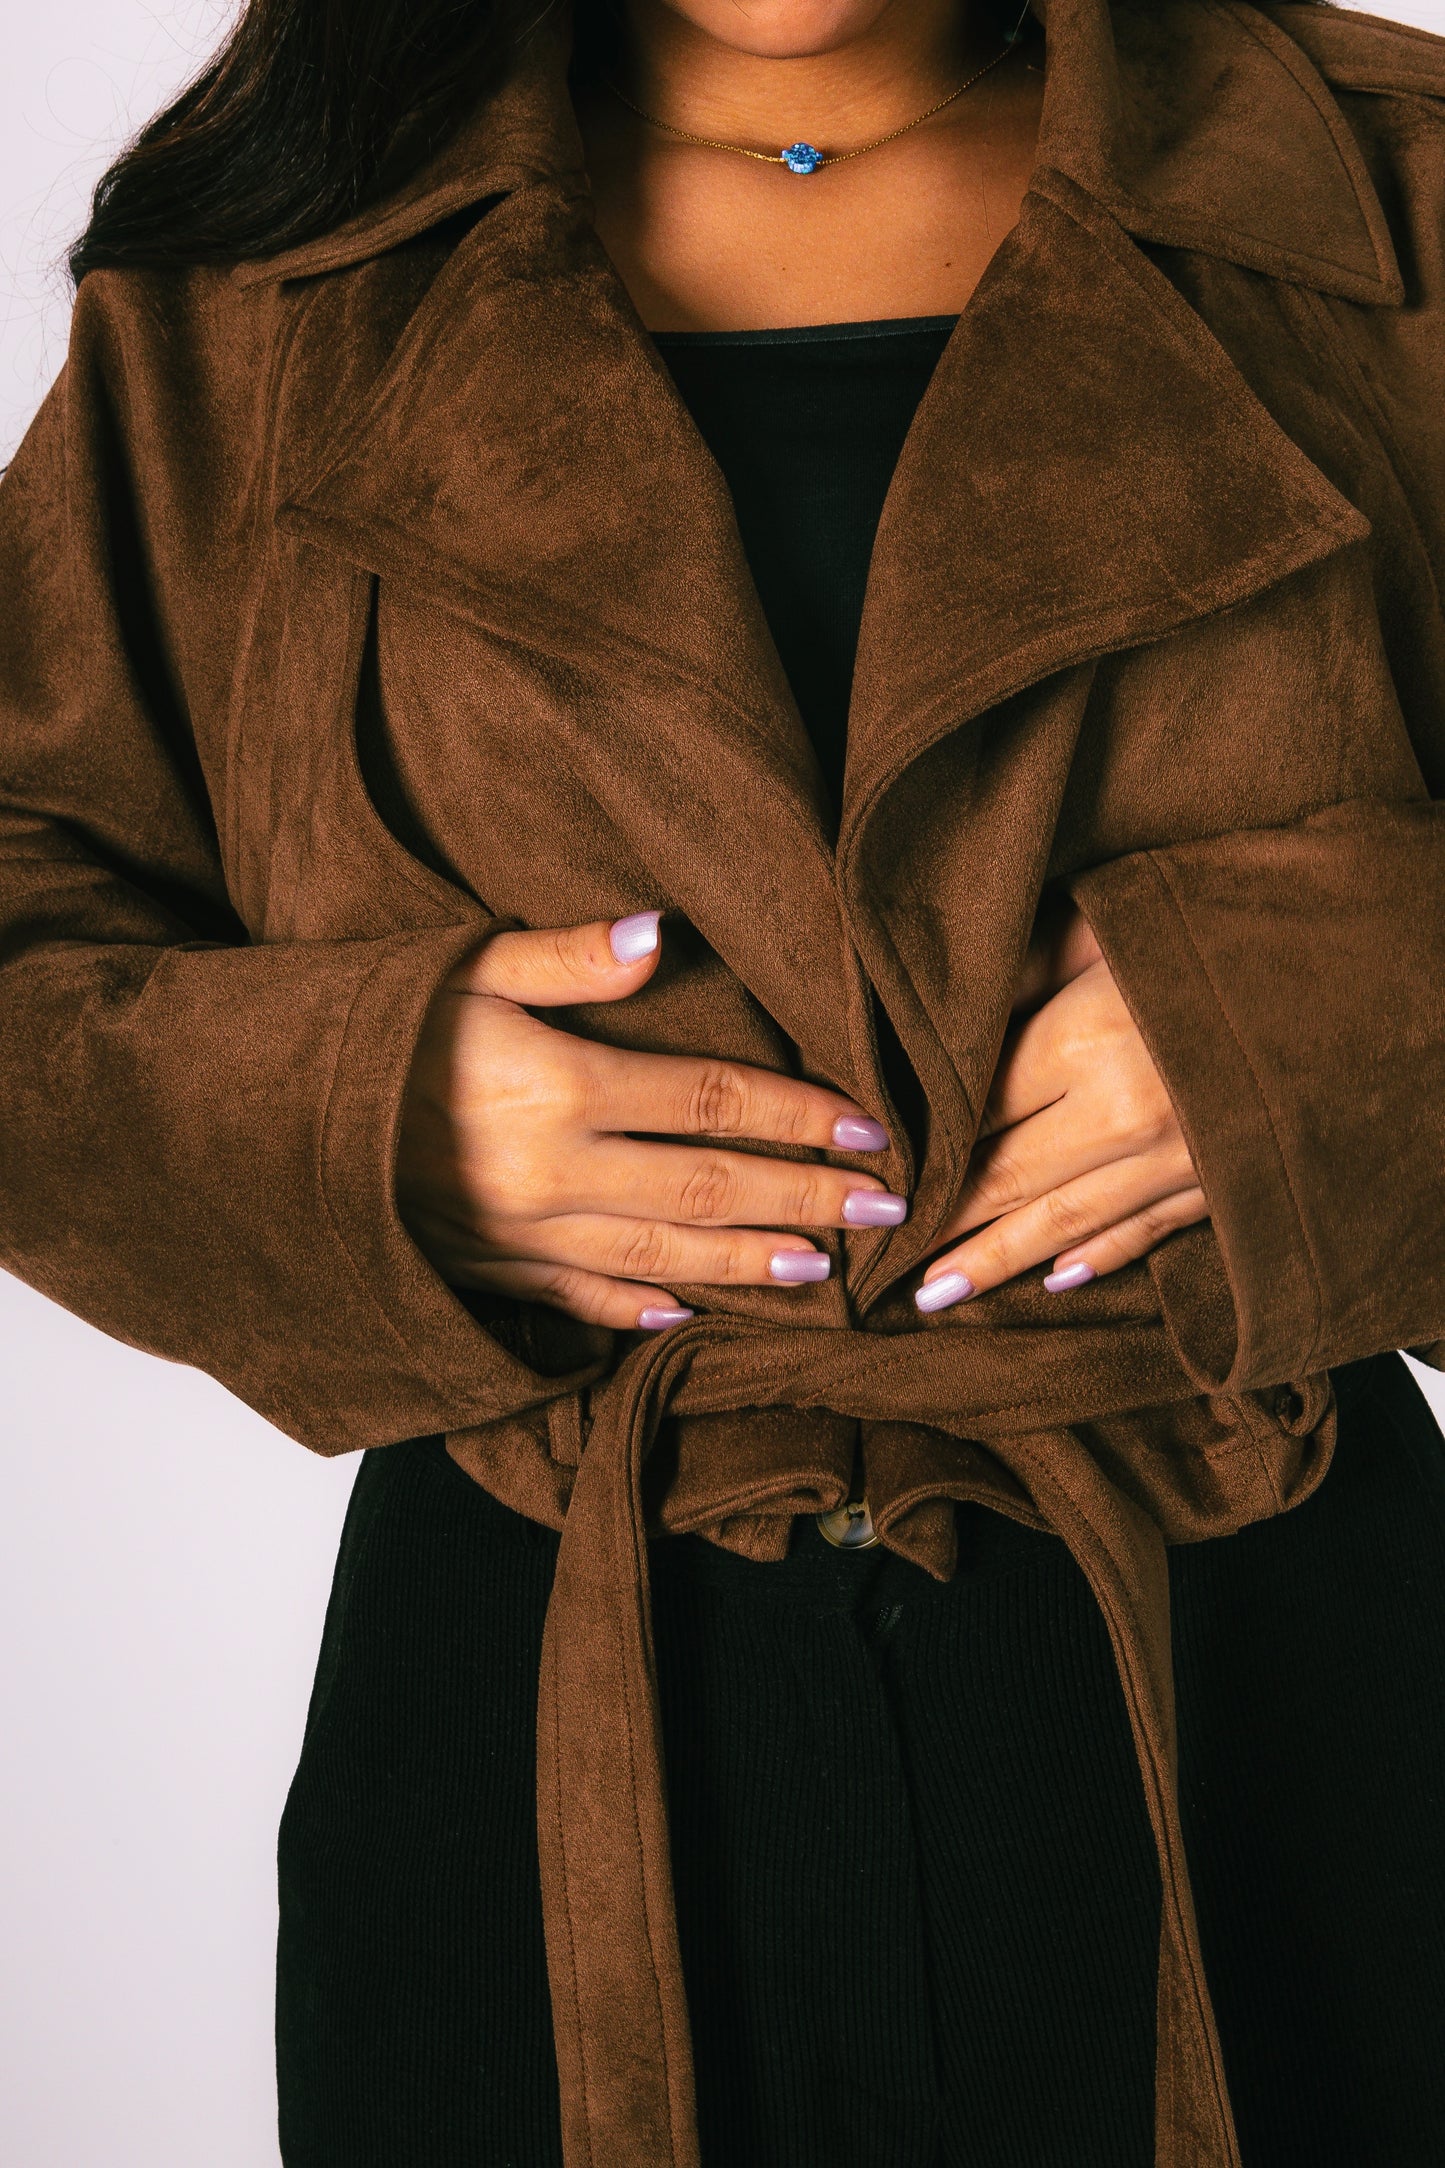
top-left (816, 1497), bottom-right (880, 1550)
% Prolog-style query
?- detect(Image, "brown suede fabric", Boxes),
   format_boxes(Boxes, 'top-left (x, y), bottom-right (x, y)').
top-left (4, 1), bottom-right (1445, 2160)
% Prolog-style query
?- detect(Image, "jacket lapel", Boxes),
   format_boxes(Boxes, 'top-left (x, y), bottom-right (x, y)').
top-left (846, 168), bottom-right (1370, 847)
top-left (1035, 0), bottom-right (1402, 306)
top-left (280, 177), bottom-right (873, 1101)
top-left (832, 160), bottom-right (1370, 1280)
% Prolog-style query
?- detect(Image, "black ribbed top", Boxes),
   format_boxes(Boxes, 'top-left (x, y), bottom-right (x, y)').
top-left (655, 316), bottom-right (956, 822)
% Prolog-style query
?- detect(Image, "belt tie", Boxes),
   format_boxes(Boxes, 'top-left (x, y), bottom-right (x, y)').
top-left (535, 1317), bottom-right (1246, 2168)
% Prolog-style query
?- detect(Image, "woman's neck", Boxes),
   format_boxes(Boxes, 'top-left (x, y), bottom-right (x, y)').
top-left (616, 0), bottom-right (994, 158)
top-left (575, 0), bottom-right (1043, 333)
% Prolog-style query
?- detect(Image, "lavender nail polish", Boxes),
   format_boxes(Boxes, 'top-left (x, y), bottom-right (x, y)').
top-left (609, 911), bottom-right (661, 964)
top-left (914, 1270), bottom-right (976, 1314)
top-left (770, 1250), bottom-right (831, 1285)
top-left (637, 1303), bottom-right (694, 1331)
top-left (832, 1114), bottom-right (890, 1153)
top-left (842, 1189), bottom-right (909, 1228)
top-left (1044, 1261), bottom-right (1097, 1293)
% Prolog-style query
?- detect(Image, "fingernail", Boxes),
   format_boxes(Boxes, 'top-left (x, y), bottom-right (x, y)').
top-left (1044, 1261), bottom-right (1096, 1293)
top-left (769, 1249), bottom-right (831, 1284)
top-left (842, 1189), bottom-right (908, 1227)
top-left (637, 1303), bottom-right (694, 1331)
top-left (914, 1270), bottom-right (975, 1313)
top-left (610, 911), bottom-right (661, 963)
top-left (832, 1114), bottom-right (889, 1152)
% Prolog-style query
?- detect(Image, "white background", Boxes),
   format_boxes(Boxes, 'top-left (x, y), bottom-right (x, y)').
top-left (4, 4), bottom-right (1445, 2163)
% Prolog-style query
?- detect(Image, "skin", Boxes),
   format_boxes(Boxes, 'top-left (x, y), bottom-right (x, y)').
top-left (575, 0), bottom-right (1044, 329)
top-left (394, 0), bottom-right (1208, 1328)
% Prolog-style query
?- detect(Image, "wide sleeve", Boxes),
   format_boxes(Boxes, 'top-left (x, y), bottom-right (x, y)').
top-left (0, 295), bottom-right (590, 1453)
top-left (1067, 88), bottom-right (1445, 1394)
top-left (1071, 798), bottom-right (1445, 1390)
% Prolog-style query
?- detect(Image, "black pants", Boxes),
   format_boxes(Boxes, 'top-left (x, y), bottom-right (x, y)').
top-left (277, 1354), bottom-right (1445, 2167)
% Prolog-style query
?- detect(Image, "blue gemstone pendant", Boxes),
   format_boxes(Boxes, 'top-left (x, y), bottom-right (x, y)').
top-left (780, 142), bottom-right (825, 175)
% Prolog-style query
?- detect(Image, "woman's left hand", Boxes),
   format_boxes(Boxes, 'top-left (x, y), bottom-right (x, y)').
top-left (915, 905), bottom-right (1208, 1312)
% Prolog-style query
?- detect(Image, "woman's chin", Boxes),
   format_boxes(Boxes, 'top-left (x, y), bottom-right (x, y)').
top-left (653, 0), bottom-right (900, 63)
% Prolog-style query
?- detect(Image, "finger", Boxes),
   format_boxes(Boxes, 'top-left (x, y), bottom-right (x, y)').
top-left (556, 1134), bottom-right (907, 1232)
top-left (1045, 1187), bottom-right (1209, 1283)
top-left (457, 914), bottom-right (665, 1007)
top-left (943, 1101), bottom-right (1193, 1241)
top-left (915, 1160), bottom-right (1194, 1308)
top-left (974, 1006), bottom-right (1065, 1141)
top-left (582, 1041), bottom-right (889, 1154)
top-left (978, 960), bottom-right (1147, 1141)
top-left (472, 1212), bottom-right (830, 1288)
top-left (458, 1254), bottom-right (692, 1332)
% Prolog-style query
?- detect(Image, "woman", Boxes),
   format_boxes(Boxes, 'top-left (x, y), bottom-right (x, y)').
top-left (5, 0), bottom-right (1445, 2159)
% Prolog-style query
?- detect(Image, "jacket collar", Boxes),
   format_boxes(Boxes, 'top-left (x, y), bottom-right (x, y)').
top-left (1031, 0), bottom-right (1401, 303)
top-left (236, 0), bottom-right (1402, 303)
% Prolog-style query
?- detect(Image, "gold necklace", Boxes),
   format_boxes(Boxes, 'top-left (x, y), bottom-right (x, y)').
top-left (603, 42), bottom-right (1014, 178)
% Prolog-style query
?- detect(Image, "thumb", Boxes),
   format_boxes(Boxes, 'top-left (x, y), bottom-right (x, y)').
top-left (457, 912), bottom-right (663, 1006)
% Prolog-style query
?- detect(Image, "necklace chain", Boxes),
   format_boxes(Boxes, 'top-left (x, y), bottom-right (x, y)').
top-left (603, 41), bottom-right (1014, 174)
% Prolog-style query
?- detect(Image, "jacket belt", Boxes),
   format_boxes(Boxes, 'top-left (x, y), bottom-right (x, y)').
top-left (534, 1318), bottom-right (1247, 2168)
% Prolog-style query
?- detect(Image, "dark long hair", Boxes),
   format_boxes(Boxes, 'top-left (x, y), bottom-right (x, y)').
top-left (72, 0), bottom-right (1048, 283)
top-left (70, 0), bottom-right (564, 281)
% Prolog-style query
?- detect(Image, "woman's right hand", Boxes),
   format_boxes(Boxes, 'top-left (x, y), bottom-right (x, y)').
top-left (396, 913), bottom-right (905, 1331)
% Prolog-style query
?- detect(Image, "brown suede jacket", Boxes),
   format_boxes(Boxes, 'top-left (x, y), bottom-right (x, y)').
top-left (4, 0), bottom-right (1445, 2159)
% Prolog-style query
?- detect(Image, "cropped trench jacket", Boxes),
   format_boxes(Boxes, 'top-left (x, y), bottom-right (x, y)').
top-left (4, 1), bottom-right (1445, 2161)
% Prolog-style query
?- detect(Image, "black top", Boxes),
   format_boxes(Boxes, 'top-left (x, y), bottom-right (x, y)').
top-left (655, 317), bottom-right (957, 823)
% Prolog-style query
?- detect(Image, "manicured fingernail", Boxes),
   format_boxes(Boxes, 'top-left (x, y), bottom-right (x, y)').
top-left (832, 1114), bottom-right (889, 1152)
top-left (610, 911), bottom-right (661, 963)
top-left (842, 1189), bottom-right (908, 1227)
top-left (637, 1304), bottom-right (694, 1331)
top-left (914, 1270), bottom-right (976, 1313)
top-left (1044, 1261), bottom-right (1096, 1293)
top-left (769, 1249), bottom-right (831, 1284)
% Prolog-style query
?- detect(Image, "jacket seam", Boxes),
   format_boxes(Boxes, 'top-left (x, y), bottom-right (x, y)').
top-left (314, 928), bottom-right (503, 1397)
top-left (223, 283), bottom-right (325, 891)
top-left (615, 1578), bottom-right (681, 2156)
top-left (1144, 851), bottom-right (1326, 1375)
top-left (624, 1352), bottom-right (693, 2159)
top-left (546, 1660), bottom-right (595, 2168)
